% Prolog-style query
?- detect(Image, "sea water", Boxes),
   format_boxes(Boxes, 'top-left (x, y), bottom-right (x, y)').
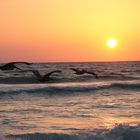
top-left (0, 61), bottom-right (140, 140)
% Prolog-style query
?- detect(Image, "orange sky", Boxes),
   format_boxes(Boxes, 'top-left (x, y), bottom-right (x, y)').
top-left (0, 0), bottom-right (140, 62)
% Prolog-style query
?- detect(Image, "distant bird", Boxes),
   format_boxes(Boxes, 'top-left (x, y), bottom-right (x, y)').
top-left (0, 62), bottom-right (32, 71)
top-left (28, 70), bottom-right (62, 82)
top-left (70, 68), bottom-right (99, 79)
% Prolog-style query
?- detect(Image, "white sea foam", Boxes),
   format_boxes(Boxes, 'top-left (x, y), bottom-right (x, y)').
top-left (0, 81), bottom-right (140, 94)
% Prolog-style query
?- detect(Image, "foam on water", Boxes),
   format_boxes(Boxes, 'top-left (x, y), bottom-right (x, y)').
top-left (0, 125), bottom-right (139, 140)
top-left (0, 81), bottom-right (140, 94)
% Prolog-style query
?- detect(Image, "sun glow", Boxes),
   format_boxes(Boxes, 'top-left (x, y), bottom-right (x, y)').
top-left (107, 39), bottom-right (117, 48)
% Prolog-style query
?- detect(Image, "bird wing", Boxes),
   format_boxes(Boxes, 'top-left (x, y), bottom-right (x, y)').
top-left (6, 62), bottom-right (32, 65)
top-left (0, 63), bottom-right (22, 70)
top-left (86, 71), bottom-right (99, 79)
top-left (42, 70), bottom-right (61, 81)
top-left (13, 65), bottom-right (21, 70)
top-left (29, 70), bottom-right (42, 80)
top-left (70, 68), bottom-right (80, 73)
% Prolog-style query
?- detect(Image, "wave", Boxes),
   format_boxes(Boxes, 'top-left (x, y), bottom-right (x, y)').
top-left (99, 75), bottom-right (140, 80)
top-left (1, 124), bottom-right (140, 140)
top-left (0, 73), bottom-right (140, 84)
top-left (0, 81), bottom-right (140, 94)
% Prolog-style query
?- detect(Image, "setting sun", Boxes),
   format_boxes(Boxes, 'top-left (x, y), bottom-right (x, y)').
top-left (0, 1), bottom-right (140, 138)
top-left (107, 39), bottom-right (117, 48)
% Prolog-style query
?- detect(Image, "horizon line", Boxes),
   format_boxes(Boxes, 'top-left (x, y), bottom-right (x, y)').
top-left (0, 60), bottom-right (140, 64)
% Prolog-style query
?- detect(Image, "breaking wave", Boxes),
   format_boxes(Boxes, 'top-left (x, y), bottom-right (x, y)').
top-left (1, 124), bottom-right (140, 140)
top-left (0, 82), bottom-right (140, 94)
top-left (0, 72), bottom-right (140, 84)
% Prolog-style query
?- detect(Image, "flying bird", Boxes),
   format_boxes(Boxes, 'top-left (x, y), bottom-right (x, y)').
top-left (70, 68), bottom-right (99, 79)
top-left (0, 62), bottom-right (32, 71)
top-left (28, 70), bottom-right (62, 82)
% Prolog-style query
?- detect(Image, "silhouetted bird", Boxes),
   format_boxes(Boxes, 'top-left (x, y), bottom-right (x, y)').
top-left (28, 70), bottom-right (61, 82)
top-left (0, 62), bottom-right (32, 71)
top-left (70, 68), bottom-right (99, 79)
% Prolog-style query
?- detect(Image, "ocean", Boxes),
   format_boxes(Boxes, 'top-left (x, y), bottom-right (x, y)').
top-left (0, 61), bottom-right (140, 140)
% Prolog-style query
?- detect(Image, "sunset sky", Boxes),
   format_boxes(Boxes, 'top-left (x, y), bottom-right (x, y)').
top-left (0, 0), bottom-right (140, 62)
